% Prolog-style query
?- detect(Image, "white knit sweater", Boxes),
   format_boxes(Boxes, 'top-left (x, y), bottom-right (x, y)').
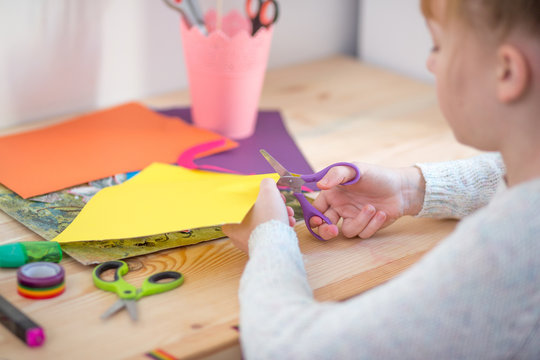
top-left (239, 153), bottom-right (540, 359)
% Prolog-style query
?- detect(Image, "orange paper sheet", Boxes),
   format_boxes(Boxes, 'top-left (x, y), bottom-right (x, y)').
top-left (0, 103), bottom-right (237, 198)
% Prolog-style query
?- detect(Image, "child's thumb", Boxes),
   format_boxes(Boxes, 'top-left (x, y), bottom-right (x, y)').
top-left (318, 165), bottom-right (358, 189)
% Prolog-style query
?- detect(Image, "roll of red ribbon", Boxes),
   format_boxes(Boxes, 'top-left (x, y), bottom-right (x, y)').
top-left (17, 262), bottom-right (65, 299)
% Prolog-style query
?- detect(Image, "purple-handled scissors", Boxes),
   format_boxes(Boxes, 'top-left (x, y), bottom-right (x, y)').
top-left (260, 149), bottom-right (361, 241)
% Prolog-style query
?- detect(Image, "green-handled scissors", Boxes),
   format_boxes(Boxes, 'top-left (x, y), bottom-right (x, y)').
top-left (93, 260), bottom-right (184, 321)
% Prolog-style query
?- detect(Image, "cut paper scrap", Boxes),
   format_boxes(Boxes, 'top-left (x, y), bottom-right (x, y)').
top-left (177, 138), bottom-right (246, 174)
top-left (53, 163), bottom-right (279, 243)
top-left (0, 102), bottom-right (237, 199)
top-left (177, 139), bottom-right (315, 192)
top-left (158, 108), bottom-right (317, 190)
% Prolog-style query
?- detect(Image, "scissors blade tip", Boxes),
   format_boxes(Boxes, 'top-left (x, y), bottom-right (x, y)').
top-left (100, 299), bottom-right (126, 320)
top-left (126, 300), bottom-right (138, 322)
top-left (260, 151), bottom-right (292, 178)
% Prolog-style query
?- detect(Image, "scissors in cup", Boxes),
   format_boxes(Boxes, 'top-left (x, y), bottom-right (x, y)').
top-left (162, 0), bottom-right (208, 35)
top-left (245, 0), bottom-right (279, 36)
top-left (93, 260), bottom-right (184, 321)
top-left (260, 149), bottom-right (361, 241)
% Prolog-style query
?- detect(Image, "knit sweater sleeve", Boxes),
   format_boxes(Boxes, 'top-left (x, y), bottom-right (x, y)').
top-left (415, 152), bottom-right (505, 219)
top-left (238, 179), bottom-right (540, 359)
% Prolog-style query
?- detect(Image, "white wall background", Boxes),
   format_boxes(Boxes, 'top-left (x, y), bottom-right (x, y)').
top-left (0, 0), bottom-right (358, 128)
top-left (358, 0), bottom-right (433, 82)
top-left (0, 0), bottom-right (433, 129)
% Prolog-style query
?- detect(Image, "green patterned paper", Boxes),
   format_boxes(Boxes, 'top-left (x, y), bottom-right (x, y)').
top-left (0, 183), bottom-right (304, 265)
top-left (0, 183), bottom-right (227, 264)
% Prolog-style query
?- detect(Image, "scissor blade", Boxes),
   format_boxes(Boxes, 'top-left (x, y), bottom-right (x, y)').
top-left (186, 0), bottom-right (204, 23)
top-left (277, 176), bottom-right (306, 193)
top-left (100, 299), bottom-right (126, 320)
top-left (125, 300), bottom-right (138, 322)
top-left (260, 149), bottom-right (292, 177)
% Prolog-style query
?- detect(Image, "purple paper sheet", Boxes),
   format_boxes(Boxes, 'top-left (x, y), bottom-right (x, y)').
top-left (157, 108), bottom-right (317, 190)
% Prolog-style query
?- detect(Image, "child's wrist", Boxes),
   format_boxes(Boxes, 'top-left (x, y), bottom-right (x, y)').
top-left (400, 166), bottom-right (426, 216)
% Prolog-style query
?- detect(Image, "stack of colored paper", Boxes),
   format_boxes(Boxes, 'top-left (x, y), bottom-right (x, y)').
top-left (0, 104), bottom-right (314, 248)
top-left (0, 102), bottom-right (236, 199)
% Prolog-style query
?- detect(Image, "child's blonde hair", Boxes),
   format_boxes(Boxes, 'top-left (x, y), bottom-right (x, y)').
top-left (421, 0), bottom-right (540, 38)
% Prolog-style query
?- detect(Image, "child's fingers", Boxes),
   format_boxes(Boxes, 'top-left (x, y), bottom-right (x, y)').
top-left (309, 192), bottom-right (331, 227)
top-left (309, 203), bottom-right (339, 228)
top-left (358, 211), bottom-right (387, 239)
top-left (317, 165), bottom-right (360, 190)
top-left (282, 191), bottom-right (296, 227)
top-left (341, 204), bottom-right (377, 238)
top-left (289, 215), bottom-right (296, 227)
top-left (308, 207), bottom-right (340, 240)
top-left (286, 205), bottom-right (294, 217)
top-left (309, 215), bottom-right (323, 228)
top-left (311, 193), bottom-right (331, 217)
top-left (285, 205), bottom-right (296, 227)
top-left (320, 208), bottom-right (340, 228)
top-left (317, 223), bottom-right (339, 240)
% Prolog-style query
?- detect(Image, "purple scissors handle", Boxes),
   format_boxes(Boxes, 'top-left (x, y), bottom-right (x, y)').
top-left (295, 162), bottom-right (360, 241)
top-left (259, 150), bottom-right (361, 241)
top-left (300, 162), bottom-right (360, 185)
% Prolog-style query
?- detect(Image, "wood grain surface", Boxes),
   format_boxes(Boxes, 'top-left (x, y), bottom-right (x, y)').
top-left (0, 56), bottom-right (480, 359)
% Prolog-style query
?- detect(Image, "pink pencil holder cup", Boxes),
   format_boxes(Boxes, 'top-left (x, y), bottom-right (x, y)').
top-left (180, 10), bottom-right (274, 139)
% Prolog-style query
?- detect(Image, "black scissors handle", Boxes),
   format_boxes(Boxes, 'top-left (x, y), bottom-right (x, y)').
top-left (246, 0), bottom-right (279, 35)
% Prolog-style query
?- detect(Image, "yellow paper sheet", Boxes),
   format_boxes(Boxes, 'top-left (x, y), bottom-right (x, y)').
top-left (53, 163), bottom-right (279, 243)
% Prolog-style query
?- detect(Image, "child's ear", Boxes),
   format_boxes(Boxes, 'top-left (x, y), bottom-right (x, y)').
top-left (496, 44), bottom-right (530, 103)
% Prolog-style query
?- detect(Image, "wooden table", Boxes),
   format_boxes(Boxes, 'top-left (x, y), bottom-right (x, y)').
top-left (0, 56), bottom-right (479, 359)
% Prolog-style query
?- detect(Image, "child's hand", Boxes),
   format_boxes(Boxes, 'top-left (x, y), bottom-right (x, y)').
top-left (222, 178), bottom-right (296, 253)
top-left (310, 163), bottom-right (425, 240)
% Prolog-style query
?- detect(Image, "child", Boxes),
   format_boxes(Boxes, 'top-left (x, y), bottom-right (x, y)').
top-left (222, 0), bottom-right (540, 358)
